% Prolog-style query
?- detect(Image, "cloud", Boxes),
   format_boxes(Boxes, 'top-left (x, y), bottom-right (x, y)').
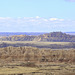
top-left (30, 19), bottom-right (35, 22)
top-left (49, 18), bottom-right (64, 21)
top-left (35, 16), bottom-right (40, 19)
top-left (49, 18), bottom-right (58, 21)
top-left (65, 0), bottom-right (75, 2)
top-left (0, 17), bottom-right (11, 20)
top-left (0, 17), bottom-right (74, 32)
top-left (59, 19), bottom-right (64, 21)
top-left (0, 17), bottom-right (5, 20)
top-left (43, 19), bottom-right (48, 21)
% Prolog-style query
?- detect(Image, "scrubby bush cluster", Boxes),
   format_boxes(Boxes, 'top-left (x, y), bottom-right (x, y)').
top-left (0, 46), bottom-right (75, 63)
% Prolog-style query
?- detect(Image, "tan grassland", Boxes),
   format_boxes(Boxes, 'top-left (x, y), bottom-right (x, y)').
top-left (0, 62), bottom-right (75, 75)
top-left (1, 41), bottom-right (70, 45)
top-left (0, 43), bottom-right (75, 75)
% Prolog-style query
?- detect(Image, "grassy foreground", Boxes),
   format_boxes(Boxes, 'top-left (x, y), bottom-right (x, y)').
top-left (0, 45), bottom-right (74, 75)
top-left (0, 66), bottom-right (38, 75)
top-left (0, 62), bottom-right (75, 75)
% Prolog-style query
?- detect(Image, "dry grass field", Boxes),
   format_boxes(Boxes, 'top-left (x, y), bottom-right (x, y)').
top-left (0, 46), bottom-right (74, 75)
top-left (0, 66), bottom-right (38, 75)
top-left (0, 41), bottom-right (75, 49)
top-left (1, 41), bottom-right (70, 45)
top-left (0, 62), bottom-right (75, 75)
top-left (0, 43), bottom-right (75, 75)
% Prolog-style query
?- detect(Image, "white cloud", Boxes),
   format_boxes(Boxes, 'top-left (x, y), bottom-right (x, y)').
top-left (43, 19), bottom-right (48, 21)
top-left (0, 17), bottom-right (74, 32)
top-left (49, 18), bottom-right (58, 21)
top-left (0, 17), bottom-right (5, 19)
top-left (0, 17), bottom-right (11, 20)
top-left (59, 19), bottom-right (64, 21)
top-left (36, 16), bottom-right (40, 19)
top-left (49, 18), bottom-right (64, 21)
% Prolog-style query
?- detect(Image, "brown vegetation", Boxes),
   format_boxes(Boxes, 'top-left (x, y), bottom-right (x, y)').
top-left (0, 46), bottom-right (75, 63)
top-left (0, 46), bottom-right (75, 75)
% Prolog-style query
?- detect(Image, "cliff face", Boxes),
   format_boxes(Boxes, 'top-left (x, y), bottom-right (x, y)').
top-left (0, 32), bottom-right (75, 42)
top-left (0, 46), bottom-right (75, 63)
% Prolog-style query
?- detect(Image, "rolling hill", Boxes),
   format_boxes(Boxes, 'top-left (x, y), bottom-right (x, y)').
top-left (0, 32), bottom-right (75, 42)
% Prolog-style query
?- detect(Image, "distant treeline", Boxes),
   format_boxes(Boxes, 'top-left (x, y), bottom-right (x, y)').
top-left (0, 42), bottom-right (75, 49)
top-left (0, 32), bottom-right (75, 42)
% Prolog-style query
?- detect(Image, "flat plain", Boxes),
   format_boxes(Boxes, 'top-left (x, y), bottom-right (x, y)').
top-left (1, 41), bottom-right (71, 45)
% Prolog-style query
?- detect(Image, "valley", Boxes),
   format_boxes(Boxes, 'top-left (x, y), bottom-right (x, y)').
top-left (0, 32), bottom-right (75, 75)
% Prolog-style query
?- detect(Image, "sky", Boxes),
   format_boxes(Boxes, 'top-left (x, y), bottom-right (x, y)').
top-left (0, 0), bottom-right (75, 32)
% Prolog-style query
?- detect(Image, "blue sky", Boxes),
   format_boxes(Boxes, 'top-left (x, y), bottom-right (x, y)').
top-left (0, 0), bottom-right (75, 32)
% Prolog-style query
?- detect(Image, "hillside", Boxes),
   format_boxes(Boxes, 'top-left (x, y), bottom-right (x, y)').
top-left (0, 35), bottom-right (36, 41)
top-left (0, 32), bottom-right (75, 42)
top-left (38, 32), bottom-right (75, 42)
